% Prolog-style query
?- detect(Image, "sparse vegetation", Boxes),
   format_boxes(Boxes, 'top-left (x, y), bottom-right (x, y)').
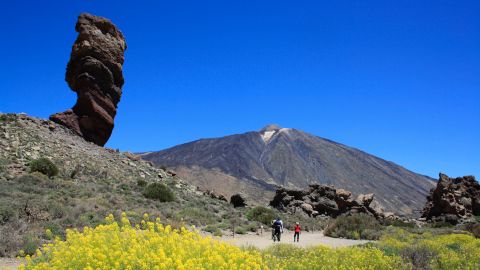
top-left (324, 213), bottom-right (382, 240)
top-left (466, 223), bottom-right (480, 238)
top-left (203, 225), bottom-right (223, 236)
top-left (143, 182), bottom-right (175, 202)
top-left (176, 206), bottom-right (216, 226)
top-left (136, 178), bottom-right (147, 187)
top-left (0, 113), bottom-right (261, 258)
top-left (246, 206), bottom-right (276, 225)
top-left (375, 227), bottom-right (480, 269)
top-left (235, 226), bottom-right (247, 235)
top-left (29, 158), bottom-right (58, 178)
top-left (0, 158), bottom-right (8, 174)
top-left (21, 235), bottom-right (40, 256)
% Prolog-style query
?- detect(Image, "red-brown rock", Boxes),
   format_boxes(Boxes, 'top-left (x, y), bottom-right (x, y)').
top-left (50, 13), bottom-right (127, 146)
top-left (270, 184), bottom-right (385, 218)
top-left (422, 173), bottom-right (480, 224)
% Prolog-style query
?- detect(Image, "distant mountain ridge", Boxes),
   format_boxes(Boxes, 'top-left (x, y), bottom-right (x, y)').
top-left (142, 125), bottom-right (436, 215)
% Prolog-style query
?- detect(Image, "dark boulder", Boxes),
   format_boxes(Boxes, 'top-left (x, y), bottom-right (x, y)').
top-left (230, 194), bottom-right (247, 208)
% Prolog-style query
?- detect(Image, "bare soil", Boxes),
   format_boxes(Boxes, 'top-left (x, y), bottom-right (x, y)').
top-left (0, 258), bottom-right (23, 270)
top-left (221, 230), bottom-right (371, 249)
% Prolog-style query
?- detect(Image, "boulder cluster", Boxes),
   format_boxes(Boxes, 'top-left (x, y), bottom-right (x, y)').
top-left (202, 190), bottom-right (228, 202)
top-left (270, 184), bottom-right (387, 218)
top-left (422, 173), bottom-right (480, 224)
top-left (50, 13), bottom-right (127, 146)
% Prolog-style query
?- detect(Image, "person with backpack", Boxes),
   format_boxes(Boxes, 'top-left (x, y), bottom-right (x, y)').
top-left (272, 217), bottom-right (283, 242)
top-left (294, 222), bottom-right (301, 242)
top-left (271, 219), bottom-right (276, 241)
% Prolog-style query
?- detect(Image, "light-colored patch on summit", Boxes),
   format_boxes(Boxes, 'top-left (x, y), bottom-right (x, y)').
top-left (261, 130), bottom-right (276, 143)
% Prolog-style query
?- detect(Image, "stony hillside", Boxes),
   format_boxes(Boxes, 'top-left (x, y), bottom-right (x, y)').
top-left (142, 124), bottom-right (436, 215)
top-left (0, 113), bottom-right (252, 257)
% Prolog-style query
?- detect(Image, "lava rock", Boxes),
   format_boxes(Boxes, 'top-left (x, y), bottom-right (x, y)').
top-left (230, 194), bottom-right (247, 208)
top-left (270, 184), bottom-right (384, 218)
top-left (203, 190), bottom-right (228, 202)
top-left (422, 173), bottom-right (480, 224)
top-left (50, 13), bottom-right (127, 146)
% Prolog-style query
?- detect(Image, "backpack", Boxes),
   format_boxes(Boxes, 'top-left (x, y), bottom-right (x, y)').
top-left (273, 220), bottom-right (282, 230)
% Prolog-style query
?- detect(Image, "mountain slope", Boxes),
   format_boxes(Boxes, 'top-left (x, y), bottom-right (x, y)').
top-left (0, 113), bottom-right (245, 256)
top-left (142, 125), bottom-right (436, 215)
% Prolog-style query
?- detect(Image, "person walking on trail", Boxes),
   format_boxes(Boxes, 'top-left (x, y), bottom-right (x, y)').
top-left (272, 217), bottom-right (283, 242)
top-left (271, 219), bottom-right (276, 241)
top-left (294, 222), bottom-right (301, 242)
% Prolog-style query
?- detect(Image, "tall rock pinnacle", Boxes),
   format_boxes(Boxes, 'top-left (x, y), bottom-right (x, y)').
top-left (50, 13), bottom-right (127, 146)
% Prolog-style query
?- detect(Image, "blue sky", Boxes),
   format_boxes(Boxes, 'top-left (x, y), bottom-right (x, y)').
top-left (0, 1), bottom-right (479, 178)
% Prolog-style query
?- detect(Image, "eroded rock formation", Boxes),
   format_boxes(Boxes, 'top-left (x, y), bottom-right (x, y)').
top-left (203, 189), bottom-right (228, 202)
top-left (422, 173), bottom-right (480, 224)
top-left (50, 13), bottom-right (127, 146)
top-left (270, 184), bottom-right (385, 218)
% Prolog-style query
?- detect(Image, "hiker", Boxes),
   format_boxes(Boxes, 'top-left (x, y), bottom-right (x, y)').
top-left (271, 219), bottom-right (276, 241)
top-left (294, 222), bottom-right (301, 242)
top-left (272, 217), bottom-right (283, 242)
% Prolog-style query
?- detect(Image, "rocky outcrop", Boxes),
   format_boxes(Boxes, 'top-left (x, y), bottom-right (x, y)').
top-left (50, 13), bottom-right (127, 146)
top-left (270, 184), bottom-right (385, 218)
top-left (422, 173), bottom-right (480, 224)
top-left (203, 190), bottom-right (228, 202)
top-left (230, 194), bottom-right (247, 208)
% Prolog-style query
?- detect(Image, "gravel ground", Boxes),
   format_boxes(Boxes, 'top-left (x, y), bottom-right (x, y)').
top-left (0, 258), bottom-right (23, 270)
top-left (221, 231), bottom-right (372, 249)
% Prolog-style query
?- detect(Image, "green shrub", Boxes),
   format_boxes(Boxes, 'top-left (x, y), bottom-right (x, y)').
top-left (235, 227), bottom-right (247, 235)
top-left (22, 235), bottom-right (39, 256)
top-left (143, 183), bottom-right (175, 202)
top-left (381, 219), bottom-right (416, 228)
top-left (0, 158), bottom-right (8, 173)
top-left (137, 179), bottom-right (147, 187)
top-left (118, 183), bottom-right (130, 191)
top-left (45, 223), bottom-right (63, 238)
top-left (204, 225), bottom-right (223, 236)
top-left (176, 207), bottom-right (215, 226)
top-left (0, 205), bottom-right (15, 225)
top-left (29, 158), bottom-right (58, 177)
top-left (245, 222), bottom-right (258, 232)
top-left (324, 213), bottom-right (382, 240)
top-left (204, 225), bottom-right (217, 233)
top-left (400, 246), bottom-right (437, 270)
top-left (0, 114), bottom-right (17, 123)
top-left (246, 206), bottom-right (276, 225)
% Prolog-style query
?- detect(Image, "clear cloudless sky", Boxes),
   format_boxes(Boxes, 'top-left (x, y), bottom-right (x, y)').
top-left (0, 1), bottom-right (479, 179)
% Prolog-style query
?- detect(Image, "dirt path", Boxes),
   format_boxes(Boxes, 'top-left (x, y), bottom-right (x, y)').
top-left (0, 258), bottom-right (23, 270)
top-left (221, 231), bottom-right (371, 249)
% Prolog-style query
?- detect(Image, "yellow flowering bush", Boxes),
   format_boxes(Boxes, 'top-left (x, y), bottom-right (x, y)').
top-left (261, 244), bottom-right (405, 270)
top-left (17, 214), bottom-right (480, 270)
top-left (19, 213), bottom-right (266, 270)
top-left (378, 227), bottom-right (480, 270)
